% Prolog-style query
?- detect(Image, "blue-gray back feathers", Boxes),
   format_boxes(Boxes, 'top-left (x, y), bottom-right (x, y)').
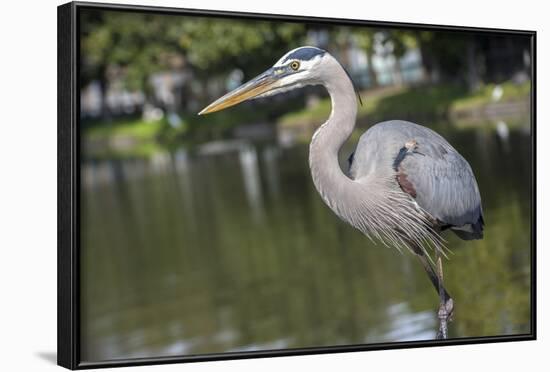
top-left (349, 120), bottom-right (484, 240)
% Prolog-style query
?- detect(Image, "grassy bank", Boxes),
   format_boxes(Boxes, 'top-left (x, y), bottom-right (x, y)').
top-left (83, 96), bottom-right (304, 156)
top-left (278, 80), bottom-right (531, 129)
top-left (83, 80), bottom-right (530, 158)
top-left (450, 81), bottom-right (530, 112)
top-left (83, 107), bottom-right (269, 158)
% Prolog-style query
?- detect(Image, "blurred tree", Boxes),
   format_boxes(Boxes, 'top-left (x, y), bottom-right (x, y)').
top-left (175, 18), bottom-right (306, 77)
top-left (81, 10), bottom-right (307, 118)
top-left (81, 10), bottom-right (183, 117)
top-left (80, 8), bottom-right (531, 126)
top-left (410, 31), bottom-right (493, 90)
top-left (380, 30), bottom-right (419, 86)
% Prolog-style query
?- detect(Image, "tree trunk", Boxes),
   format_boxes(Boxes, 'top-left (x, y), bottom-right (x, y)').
top-left (466, 39), bottom-right (481, 91)
top-left (392, 58), bottom-right (404, 86)
top-left (418, 42), bottom-right (440, 84)
top-left (366, 48), bottom-right (378, 88)
top-left (98, 66), bottom-right (111, 121)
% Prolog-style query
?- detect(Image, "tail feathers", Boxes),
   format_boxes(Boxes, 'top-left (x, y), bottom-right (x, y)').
top-left (451, 214), bottom-right (485, 241)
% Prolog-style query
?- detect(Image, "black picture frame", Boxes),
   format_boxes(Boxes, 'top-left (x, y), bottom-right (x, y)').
top-left (58, 1), bottom-right (537, 369)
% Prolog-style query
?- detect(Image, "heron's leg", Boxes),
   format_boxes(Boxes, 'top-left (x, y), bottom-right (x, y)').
top-left (434, 247), bottom-right (453, 339)
top-left (412, 247), bottom-right (454, 339)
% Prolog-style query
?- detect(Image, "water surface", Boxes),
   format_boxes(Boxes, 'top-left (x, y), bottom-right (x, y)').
top-left (81, 122), bottom-right (532, 362)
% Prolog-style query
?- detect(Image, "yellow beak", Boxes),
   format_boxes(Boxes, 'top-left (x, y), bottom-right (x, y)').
top-left (198, 68), bottom-right (279, 115)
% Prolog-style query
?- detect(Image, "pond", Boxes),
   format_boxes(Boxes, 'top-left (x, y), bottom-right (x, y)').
top-left (80, 121), bottom-right (532, 362)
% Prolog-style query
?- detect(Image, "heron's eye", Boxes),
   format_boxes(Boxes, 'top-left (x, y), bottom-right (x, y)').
top-left (290, 61), bottom-right (300, 71)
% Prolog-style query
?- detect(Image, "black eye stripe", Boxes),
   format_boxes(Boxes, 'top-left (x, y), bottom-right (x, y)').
top-left (282, 47), bottom-right (326, 63)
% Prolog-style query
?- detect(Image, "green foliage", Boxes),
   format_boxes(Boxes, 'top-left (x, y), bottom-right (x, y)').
top-left (80, 9), bottom-right (307, 89)
top-left (80, 8), bottom-right (532, 150)
top-left (381, 30), bottom-right (418, 57)
top-left (373, 84), bottom-right (467, 119)
top-left (85, 117), bottom-right (166, 140)
top-left (176, 18), bottom-right (306, 74)
top-left (81, 10), bottom-right (182, 90)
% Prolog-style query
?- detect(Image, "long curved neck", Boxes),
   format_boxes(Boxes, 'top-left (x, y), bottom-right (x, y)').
top-left (309, 59), bottom-right (358, 217)
top-left (307, 59), bottom-right (440, 251)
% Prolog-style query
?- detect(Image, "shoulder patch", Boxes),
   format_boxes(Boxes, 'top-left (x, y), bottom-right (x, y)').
top-left (396, 172), bottom-right (417, 198)
top-left (393, 146), bottom-right (409, 171)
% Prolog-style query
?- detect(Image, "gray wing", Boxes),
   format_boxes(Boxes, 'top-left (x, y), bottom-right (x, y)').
top-left (400, 136), bottom-right (484, 239)
top-left (350, 120), bottom-right (484, 240)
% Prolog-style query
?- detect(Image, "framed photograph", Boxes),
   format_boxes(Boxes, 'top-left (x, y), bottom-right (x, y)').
top-left (58, 1), bottom-right (536, 369)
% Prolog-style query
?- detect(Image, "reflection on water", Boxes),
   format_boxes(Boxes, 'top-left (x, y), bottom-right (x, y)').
top-left (80, 123), bottom-right (531, 362)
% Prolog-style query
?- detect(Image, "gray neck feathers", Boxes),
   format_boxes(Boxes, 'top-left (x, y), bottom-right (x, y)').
top-left (308, 57), bottom-right (363, 222)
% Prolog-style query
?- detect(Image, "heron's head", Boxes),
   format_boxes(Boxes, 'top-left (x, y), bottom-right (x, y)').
top-left (198, 46), bottom-right (330, 115)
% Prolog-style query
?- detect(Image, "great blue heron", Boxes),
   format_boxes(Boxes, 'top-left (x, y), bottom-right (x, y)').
top-left (199, 46), bottom-right (484, 340)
